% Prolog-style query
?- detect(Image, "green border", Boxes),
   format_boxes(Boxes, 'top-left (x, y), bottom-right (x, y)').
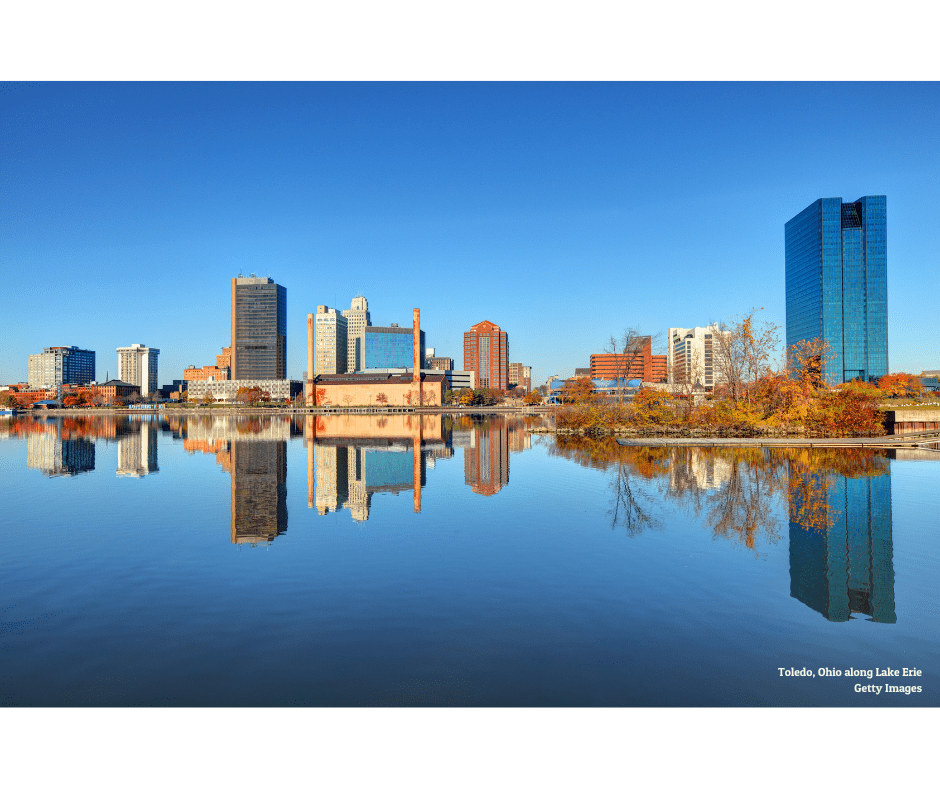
top-left (0, 0), bottom-right (940, 79)
top-left (0, 0), bottom-right (940, 785)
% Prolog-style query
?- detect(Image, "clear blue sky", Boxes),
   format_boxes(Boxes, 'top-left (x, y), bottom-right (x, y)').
top-left (3, 81), bottom-right (938, 387)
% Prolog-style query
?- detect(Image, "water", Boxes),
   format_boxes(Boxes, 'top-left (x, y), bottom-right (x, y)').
top-left (0, 412), bottom-right (937, 706)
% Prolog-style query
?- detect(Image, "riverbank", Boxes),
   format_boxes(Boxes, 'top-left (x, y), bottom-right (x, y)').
top-left (612, 434), bottom-right (940, 449)
top-left (12, 404), bottom-right (552, 417)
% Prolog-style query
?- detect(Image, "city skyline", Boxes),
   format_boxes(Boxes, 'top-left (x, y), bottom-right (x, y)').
top-left (3, 83), bottom-right (939, 389)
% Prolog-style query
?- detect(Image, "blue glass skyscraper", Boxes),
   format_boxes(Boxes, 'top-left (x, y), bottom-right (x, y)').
top-left (363, 326), bottom-right (425, 369)
top-left (785, 196), bottom-right (887, 384)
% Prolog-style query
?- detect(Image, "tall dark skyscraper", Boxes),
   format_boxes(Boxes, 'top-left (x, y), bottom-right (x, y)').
top-left (785, 196), bottom-right (887, 385)
top-left (230, 276), bottom-right (287, 380)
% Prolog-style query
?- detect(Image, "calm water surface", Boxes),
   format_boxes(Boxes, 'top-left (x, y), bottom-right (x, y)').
top-left (1, 412), bottom-right (937, 706)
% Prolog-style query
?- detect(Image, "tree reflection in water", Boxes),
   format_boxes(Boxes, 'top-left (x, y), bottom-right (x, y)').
top-left (546, 437), bottom-right (890, 552)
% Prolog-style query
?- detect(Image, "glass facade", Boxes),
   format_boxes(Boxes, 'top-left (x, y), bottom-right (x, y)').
top-left (232, 278), bottom-right (287, 380)
top-left (363, 327), bottom-right (424, 370)
top-left (785, 196), bottom-right (887, 384)
top-left (789, 467), bottom-right (895, 623)
top-left (28, 346), bottom-right (96, 388)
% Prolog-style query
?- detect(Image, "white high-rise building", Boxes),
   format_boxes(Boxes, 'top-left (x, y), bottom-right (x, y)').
top-left (28, 346), bottom-right (96, 388)
top-left (667, 325), bottom-right (721, 390)
top-left (117, 344), bottom-right (160, 396)
top-left (315, 306), bottom-right (348, 374)
top-left (342, 295), bottom-right (371, 372)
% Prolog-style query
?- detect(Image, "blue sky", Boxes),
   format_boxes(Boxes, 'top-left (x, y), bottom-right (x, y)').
top-left (3, 81), bottom-right (938, 387)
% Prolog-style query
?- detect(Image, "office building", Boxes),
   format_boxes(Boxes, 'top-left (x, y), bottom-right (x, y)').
top-left (364, 325), bottom-right (425, 370)
top-left (667, 326), bottom-right (721, 390)
top-left (186, 378), bottom-right (302, 404)
top-left (590, 337), bottom-right (666, 383)
top-left (27, 346), bottom-right (96, 388)
top-left (117, 344), bottom-right (159, 396)
top-left (425, 348), bottom-right (454, 371)
top-left (230, 276), bottom-right (287, 380)
top-left (463, 321), bottom-right (509, 390)
top-left (315, 306), bottom-right (348, 374)
top-left (508, 362), bottom-right (531, 392)
top-left (342, 295), bottom-right (371, 373)
top-left (183, 364), bottom-right (230, 381)
top-left (785, 196), bottom-right (887, 384)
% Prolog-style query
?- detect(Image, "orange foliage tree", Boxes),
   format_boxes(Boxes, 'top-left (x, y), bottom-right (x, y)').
top-left (878, 373), bottom-right (922, 398)
top-left (561, 377), bottom-right (595, 404)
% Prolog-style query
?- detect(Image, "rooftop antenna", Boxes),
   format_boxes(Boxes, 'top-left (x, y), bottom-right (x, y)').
top-left (238, 268), bottom-right (243, 277)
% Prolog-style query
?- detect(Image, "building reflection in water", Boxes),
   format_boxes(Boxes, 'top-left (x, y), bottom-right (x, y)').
top-left (230, 440), bottom-right (288, 544)
top-left (116, 421), bottom-right (159, 477)
top-left (182, 415), bottom-right (292, 545)
top-left (789, 462), bottom-right (896, 623)
top-left (26, 425), bottom-right (96, 477)
top-left (547, 439), bottom-right (898, 623)
top-left (452, 415), bottom-right (530, 497)
top-left (305, 414), bottom-right (450, 521)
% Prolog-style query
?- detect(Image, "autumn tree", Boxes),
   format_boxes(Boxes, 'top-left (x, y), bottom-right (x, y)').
top-left (342, 394), bottom-right (354, 407)
top-left (561, 376), bottom-right (595, 404)
top-left (315, 387), bottom-right (329, 407)
top-left (786, 337), bottom-right (833, 392)
top-left (712, 308), bottom-right (780, 406)
top-left (878, 373), bottom-right (922, 399)
top-left (523, 390), bottom-right (542, 405)
top-left (236, 386), bottom-right (267, 405)
top-left (603, 328), bottom-right (662, 403)
top-left (628, 388), bottom-right (676, 429)
top-left (376, 392), bottom-right (388, 406)
top-left (669, 352), bottom-right (706, 418)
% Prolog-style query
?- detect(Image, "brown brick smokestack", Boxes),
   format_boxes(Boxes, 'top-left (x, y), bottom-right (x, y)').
top-left (306, 313), bottom-right (314, 403)
top-left (412, 308), bottom-right (420, 384)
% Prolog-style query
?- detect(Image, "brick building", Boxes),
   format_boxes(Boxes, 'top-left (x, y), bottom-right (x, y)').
top-left (463, 321), bottom-right (509, 390)
top-left (508, 362), bottom-right (531, 392)
top-left (313, 372), bottom-right (446, 407)
top-left (590, 337), bottom-right (666, 383)
top-left (184, 365), bottom-right (230, 381)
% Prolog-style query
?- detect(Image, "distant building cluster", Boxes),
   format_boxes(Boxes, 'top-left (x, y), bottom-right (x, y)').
top-left (306, 298), bottom-right (525, 407)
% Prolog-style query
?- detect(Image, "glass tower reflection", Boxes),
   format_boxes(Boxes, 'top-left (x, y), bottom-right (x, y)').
top-left (789, 463), bottom-right (895, 623)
